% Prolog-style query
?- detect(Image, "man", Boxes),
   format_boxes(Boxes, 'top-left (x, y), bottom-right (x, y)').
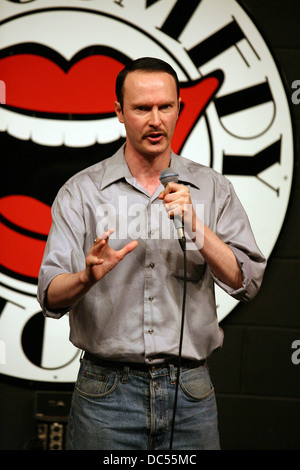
top-left (38, 57), bottom-right (266, 450)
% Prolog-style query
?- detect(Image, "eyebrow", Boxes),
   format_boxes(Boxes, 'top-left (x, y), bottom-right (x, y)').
top-left (132, 100), bottom-right (177, 108)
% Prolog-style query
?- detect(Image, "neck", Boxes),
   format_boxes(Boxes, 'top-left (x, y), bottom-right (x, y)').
top-left (124, 145), bottom-right (171, 196)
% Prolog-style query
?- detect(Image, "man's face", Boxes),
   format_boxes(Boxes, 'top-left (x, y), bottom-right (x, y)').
top-left (115, 70), bottom-right (180, 160)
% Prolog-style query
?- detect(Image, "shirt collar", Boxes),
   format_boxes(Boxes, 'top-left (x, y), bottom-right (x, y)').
top-left (99, 145), bottom-right (131, 190)
top-left (99, 145), bottom-right (200, 191)
top-left (170, 152), bottom-right (201, 189)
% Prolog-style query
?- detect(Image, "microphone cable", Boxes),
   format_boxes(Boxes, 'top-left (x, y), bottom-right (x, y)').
top-left (158, 167), bottom-right (188, 450)
top-left (169, 235), bottom-right (187, 451)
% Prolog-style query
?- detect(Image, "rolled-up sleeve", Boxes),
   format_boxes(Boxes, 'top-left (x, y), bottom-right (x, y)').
top-left (211, 180), bottom-right (266, 301)
top-left (37, 183), bottom-right (86, 318)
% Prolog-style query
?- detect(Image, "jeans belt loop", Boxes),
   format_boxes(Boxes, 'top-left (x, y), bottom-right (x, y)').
top-left (79, 350), bottom-right (84, 363)
top-left (169, 363), bottom-right (176, 384)
top-left (121, 365), bottom-right (130, 383)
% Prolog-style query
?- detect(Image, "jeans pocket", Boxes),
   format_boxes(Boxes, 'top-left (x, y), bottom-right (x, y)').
top-left (75, 361), bottom-right (118, 398)
top-left (179, 365), bottom-right (214, 400)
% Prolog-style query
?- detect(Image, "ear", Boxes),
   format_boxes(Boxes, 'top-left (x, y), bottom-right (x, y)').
top-left (115, 101), bottom-right (124, 123)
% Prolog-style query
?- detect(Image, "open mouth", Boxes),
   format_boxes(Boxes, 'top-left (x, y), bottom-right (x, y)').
top-left (144, 132), bottom-right (166, 144)
top-left (0, 44), bottom-right (124, 115)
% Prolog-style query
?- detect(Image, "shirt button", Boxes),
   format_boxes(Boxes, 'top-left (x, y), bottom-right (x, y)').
top-left (150, 263), bottom-right (155, 269)
top-left (149, 296), bottom-right (154, 301)
top-left (148, 328), bottom-right (153, 334)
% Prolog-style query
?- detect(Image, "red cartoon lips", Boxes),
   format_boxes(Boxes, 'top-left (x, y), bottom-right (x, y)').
top-left (174, 73), bottom-right (222, 153)
top-left (0, 52), bottom-right (124, 115)
top-left (0, 195), bottom-right (52, 280)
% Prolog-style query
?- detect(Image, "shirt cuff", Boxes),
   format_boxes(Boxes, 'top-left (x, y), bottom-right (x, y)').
top-left (210, 245), bottom-right (262, 302)
top-left (37, 271), bottom-right (71, 319)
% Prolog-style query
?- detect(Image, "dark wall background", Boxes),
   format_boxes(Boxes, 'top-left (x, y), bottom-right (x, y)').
top-left (0, 0), bottom-right (299, 451)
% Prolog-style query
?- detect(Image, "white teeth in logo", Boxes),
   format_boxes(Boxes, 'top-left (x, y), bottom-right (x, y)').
top-left (0, 108), bottom-right (126, 147)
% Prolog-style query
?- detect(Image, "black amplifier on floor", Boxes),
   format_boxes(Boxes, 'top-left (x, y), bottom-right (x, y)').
top-left (34, 391), bottom-right (72, 450)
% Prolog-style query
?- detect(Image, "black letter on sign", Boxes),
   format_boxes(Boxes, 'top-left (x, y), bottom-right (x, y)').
top-left (222, 139), bottom-right (281, 176)
top-left (187, 20), bottom-right (245, 68)
top-left (215, 81), bottom-right (273, 118)
top-left (158, 0), bottom-right (202, 40)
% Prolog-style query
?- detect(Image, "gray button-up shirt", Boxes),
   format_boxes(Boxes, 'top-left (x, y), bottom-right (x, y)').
top-left (37, 145), bottom-right (266, 364)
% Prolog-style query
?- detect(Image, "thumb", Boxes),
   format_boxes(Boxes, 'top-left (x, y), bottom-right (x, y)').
top-left (117, 240), bottom-right (139, 260)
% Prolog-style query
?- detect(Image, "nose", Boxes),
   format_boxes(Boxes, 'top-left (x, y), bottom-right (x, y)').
top-left (149, 107), bottom-right (162, 127)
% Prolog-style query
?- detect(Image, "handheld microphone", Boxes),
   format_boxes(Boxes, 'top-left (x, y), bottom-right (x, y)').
top-left (159, 168), bottom-right (186, 251)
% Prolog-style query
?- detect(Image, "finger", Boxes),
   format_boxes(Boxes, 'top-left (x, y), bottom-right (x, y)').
top-left (117, 240), bottom-right (138, 260)
top-left (165, 182), bottom-right (181, 195)
top-left (94, 228), bottom-right (115, 244)
top-left (167, 204), bottom-right (182, 220)
top-left (158, 182), bottom-right (180, 199)
top-left (91, 257), bottom-right (105, 265)
top-left (100, 228), bottom-right (115, 240)
top-left (86, 255), bottom-right (105, 270)
top-left (92, 239), bottom-right (105, 251)
top-left (168, 193), bottom-right (192, 211)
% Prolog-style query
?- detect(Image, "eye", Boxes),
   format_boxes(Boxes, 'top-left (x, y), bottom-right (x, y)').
top-left (160, 104), bottom-right (173, 111)
top-left (135, 105), bottom-right (149, 112)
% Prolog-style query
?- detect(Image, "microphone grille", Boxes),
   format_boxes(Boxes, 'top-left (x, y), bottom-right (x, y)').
top-left (159, 168), bottom-right (179, 186)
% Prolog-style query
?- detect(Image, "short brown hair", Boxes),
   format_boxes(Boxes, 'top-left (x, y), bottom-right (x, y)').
top-left (115, 57), bottom-right (180, 110)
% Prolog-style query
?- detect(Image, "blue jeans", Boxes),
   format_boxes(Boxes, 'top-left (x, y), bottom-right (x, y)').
top-left (67, 357), bottom-right (220, 450)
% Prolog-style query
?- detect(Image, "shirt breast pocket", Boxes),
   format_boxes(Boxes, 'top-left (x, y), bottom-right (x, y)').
top-left (167, 247), bottom-right (207, 282)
